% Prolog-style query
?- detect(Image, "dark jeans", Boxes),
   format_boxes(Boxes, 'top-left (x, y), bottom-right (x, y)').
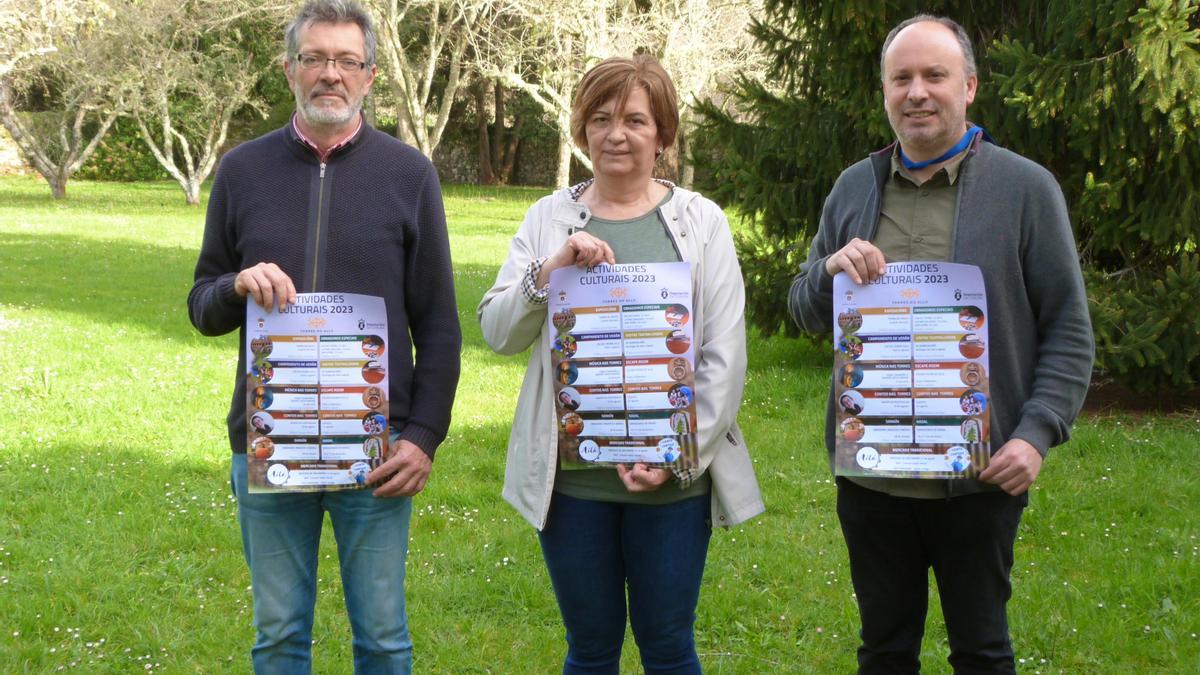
top-left (537, 491), bottom-right (712, 675)
top-left (836, 477), bottom-right (1027, 674)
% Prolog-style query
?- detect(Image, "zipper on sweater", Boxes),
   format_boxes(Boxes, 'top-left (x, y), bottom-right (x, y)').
top-left (311, 161), bottom-right (327, 292)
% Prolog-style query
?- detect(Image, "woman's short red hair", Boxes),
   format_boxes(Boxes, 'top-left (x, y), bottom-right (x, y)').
top-left (571, 55), bottom-right (679, 154)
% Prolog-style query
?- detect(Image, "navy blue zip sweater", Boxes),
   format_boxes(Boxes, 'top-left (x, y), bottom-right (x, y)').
top-left (188, 122), bottom-right (462, 458)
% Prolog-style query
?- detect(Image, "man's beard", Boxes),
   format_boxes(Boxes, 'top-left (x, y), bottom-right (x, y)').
top-left (294, 84), bottom-right (361, 127)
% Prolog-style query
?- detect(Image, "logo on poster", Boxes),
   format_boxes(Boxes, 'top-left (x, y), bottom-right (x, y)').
top-left (308, 317), bottom-right (327, 329)
top-left (946, 446), bottom-right (970, 472)
top-left (657, 437), bottom-right (680, 463)
top-left (578, 440), bottom-right (600, 461)
top-left (855, 447), bottom-right (880, 469)
top-left (266, 463), bottom-right (290, 485)
top-left (349, 461), bottom-right (370, 486)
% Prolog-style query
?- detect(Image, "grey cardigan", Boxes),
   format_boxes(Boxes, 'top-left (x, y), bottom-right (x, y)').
top-left (789, 139), bottom-right (1094, 495)
top-left (479, 185), bottom-right (765, 529)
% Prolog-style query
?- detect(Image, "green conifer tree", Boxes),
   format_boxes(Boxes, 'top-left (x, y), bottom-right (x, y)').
top-left (697, 0), bottom-right (1200, 390)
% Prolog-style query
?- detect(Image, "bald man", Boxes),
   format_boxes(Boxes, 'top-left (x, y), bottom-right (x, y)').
top-left (789, 15), bottom-right (1093, 673)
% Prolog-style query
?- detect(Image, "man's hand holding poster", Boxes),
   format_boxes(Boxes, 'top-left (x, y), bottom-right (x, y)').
top-left (245, 293), bottom-right (390, 492)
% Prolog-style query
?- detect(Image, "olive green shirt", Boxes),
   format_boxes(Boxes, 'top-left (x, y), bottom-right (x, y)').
top-left (873, 146), bottom-right (967, 261)
top-left (851, 146), bottom-right (968, 499)
top-left (555, 191), bottom-right (712, 504)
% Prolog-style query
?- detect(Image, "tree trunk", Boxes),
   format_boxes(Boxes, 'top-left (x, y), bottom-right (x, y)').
top-left (678, 129), bottom-right (694, 188)
top-left (48, 173), bottom-right (66, 199)
top-left (475, 80), bottom-right (496, 185)
top-left (681, 162), bottom-right (695, 189)
top-left (0, 84), bottom-right (65, 199)
top-left (491, 80), bottom-right (506, 167)
top-left (495, 82), bottom-right (523, 185)
top-left (498, 118), bottom-right (521, 185)
top-left (555, 133), bottom-right (571, 188)
top-left (395, 115), bottom-right (418, 148)
top-left (184, 177), bottom-right (201, 206)
top-left (364, 93), bottom-right (377, 128)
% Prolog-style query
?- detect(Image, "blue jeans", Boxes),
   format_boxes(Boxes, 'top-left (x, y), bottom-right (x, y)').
top-left (538, 491), bottom-right (712, 675)
top-left (230, 453), bottom-right (413, 674)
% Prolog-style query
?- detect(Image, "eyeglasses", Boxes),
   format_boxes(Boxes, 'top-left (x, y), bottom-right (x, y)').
top-left (295, 53), bottom-right (368, 73)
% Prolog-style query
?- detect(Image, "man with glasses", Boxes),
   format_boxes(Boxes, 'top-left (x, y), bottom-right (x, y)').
top-left (187, 0), bottom-right (461, 671)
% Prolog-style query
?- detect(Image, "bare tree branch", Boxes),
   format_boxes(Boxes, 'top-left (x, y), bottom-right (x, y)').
top-left (369, 0), bottom-right (500, 158)
top-left (473, 0), bottom-right (764, 186)
top-left (0, 0), bottom-right (124, 198)
top-left (116, 0), bottom-right (284, 204)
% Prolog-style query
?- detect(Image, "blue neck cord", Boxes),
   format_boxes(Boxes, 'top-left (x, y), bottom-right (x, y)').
top-left (899, 126), bottom-right (984, 170)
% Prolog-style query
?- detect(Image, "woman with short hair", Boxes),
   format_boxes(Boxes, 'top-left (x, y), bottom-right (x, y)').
top-left (478, 55), bottom-right (764, 673)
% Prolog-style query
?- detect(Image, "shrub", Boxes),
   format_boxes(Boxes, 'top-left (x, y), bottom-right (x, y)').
top-left (76, 119), bottom-right (167, 182)
top-left (733, 227), bottom-right (807, 339)
top-left (1087, 254), bottom-right (1200, 392)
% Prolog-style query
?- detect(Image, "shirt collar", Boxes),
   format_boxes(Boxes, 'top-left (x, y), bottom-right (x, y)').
top-left (890, 142), bottom-right (970, 186)
top-left (291, 113), bottom-right (363, 162)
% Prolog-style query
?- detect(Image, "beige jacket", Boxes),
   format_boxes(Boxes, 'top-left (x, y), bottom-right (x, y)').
top-left (477, 185), bottom-right (765, 530)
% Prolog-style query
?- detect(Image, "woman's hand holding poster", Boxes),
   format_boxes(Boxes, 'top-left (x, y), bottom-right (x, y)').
top-left (548, 262), bottom-right (698, 471)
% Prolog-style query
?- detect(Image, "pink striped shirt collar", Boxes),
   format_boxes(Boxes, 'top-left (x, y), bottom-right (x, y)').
top-left (291, 113), bottom-right (363, 162)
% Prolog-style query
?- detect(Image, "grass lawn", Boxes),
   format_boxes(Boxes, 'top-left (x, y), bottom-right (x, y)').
top-left (0, 175), bottom-right (1197, 673)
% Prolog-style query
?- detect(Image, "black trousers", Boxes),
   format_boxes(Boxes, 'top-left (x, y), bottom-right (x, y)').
top-left (836, 477), bottom-right (1027, 674)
